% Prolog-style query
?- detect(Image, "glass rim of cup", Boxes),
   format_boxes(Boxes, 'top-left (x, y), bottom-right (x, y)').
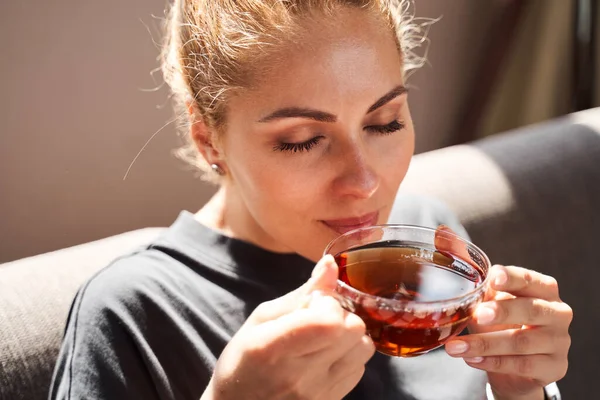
top-left (324, 223), bottom-right (492, 308)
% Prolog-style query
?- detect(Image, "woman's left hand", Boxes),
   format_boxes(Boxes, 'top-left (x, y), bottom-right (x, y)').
top-left (445, 265), bottom-right (573, 400)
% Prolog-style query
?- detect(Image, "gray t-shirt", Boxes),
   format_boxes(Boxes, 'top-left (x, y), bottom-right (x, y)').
top-left (49, 195), bottom-right (487, 400)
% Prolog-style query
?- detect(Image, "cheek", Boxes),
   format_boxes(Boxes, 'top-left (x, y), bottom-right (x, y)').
top-left (228, 141), bottom-right (319, 217)
top-left (376, 128), bottom-right (415, 188)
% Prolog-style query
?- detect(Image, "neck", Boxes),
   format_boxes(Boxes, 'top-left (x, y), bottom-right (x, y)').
top-left (195, 184), bottom-right (292, 254)
top-left (195, 186), bottom-right (229, 234)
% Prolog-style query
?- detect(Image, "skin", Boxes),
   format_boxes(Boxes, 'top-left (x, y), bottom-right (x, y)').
top-left (196, 11), bottom-right (413, 263)
top-left (190, 8), bottom-right (572, 400)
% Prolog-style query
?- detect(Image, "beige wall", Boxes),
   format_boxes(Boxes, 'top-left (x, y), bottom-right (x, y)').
top-left (0, 0), bottom-right (215, 262)
top-left (0, 1), bottom-right (523, 263)
top-left (408, 1), bottom-right (502, 150)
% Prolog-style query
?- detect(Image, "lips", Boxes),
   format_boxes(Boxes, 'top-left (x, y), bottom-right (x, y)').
top-left (321, 211), bottom-right (380, 235)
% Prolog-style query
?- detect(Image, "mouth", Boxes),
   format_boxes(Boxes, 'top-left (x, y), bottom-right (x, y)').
top-left (321, 211), bottom-right (380, 235)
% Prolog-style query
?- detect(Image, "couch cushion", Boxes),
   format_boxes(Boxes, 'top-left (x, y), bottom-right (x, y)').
top-left (0, 228), bottom-right (163, 400)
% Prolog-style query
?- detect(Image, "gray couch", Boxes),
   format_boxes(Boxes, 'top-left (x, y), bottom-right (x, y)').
top-left (1, 108), bottom-right (599, 400)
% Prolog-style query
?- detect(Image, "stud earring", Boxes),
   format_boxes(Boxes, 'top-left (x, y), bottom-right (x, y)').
top-left (211, 163), bottom-right (225, 176)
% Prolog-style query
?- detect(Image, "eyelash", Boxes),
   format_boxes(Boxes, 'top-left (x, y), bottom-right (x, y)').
top-left (274, 120), bottom-right (405, 153)
top-left (273, 136), bottom-right (324, 153)
top-left (365, 119), bottom-right (405, 135)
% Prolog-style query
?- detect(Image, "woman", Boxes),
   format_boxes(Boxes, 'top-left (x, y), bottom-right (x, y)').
top-left (49, 1), bottom-right (572, 399)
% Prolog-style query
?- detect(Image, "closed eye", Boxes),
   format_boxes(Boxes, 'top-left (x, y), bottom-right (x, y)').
top-left (365, 119), bottom-right (405, 135)
top-left (273, 119), bottom-right (404, 154)
top-left (273, 136), bottom-right (324, 153)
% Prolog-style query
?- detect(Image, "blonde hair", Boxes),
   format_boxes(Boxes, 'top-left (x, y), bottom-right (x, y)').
top-left (162, 0), bottom-right (428, 182)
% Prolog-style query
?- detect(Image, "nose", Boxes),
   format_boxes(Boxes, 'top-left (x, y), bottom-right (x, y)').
top-left (331, 141), bottom-right (380, 199)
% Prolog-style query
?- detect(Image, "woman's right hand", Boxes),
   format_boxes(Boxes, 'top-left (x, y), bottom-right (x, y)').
top-left (202, 255), bottom-right (375, 400)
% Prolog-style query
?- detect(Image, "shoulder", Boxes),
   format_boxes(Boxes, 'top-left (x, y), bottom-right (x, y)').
top-left (388, 194), bottom-right (469, 239)
top-left (51, 249), bottom-right (202, 399)
top-left (69, 247), bottom-right (206, 327)
top-left (78, 249), bottom-right (176, 308)
top-left (51, 243), bottom-right (233, 399)
top-left (68, 243), bottom-right (242, 334)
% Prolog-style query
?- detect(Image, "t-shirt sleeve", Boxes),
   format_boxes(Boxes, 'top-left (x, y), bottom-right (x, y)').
top-left (48, 261), bottom-right (163, 400)
top-left (48, 252), bottom-right (217, 400)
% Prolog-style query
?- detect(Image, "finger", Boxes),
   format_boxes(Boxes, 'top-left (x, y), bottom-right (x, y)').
top-left (325, 366), bottom-right (366, 400)
top-left (491, 291), bottom-right (516, 301)
top-left (249, 255), bottom-right (339, 324)
top-left (434, 225), bottom-right (472, 264)
top-left (306, 254), bottom-right (339, 294)
top-left (464, 354), bottom-right (567, 384)
top-left (491, 265), bottom-right (560, 301)
top-left (305, 308), bottom-right (369, 363)
top-left (446, 327), bottom-right (569, 358)
top-left (257, 292), bottom-right (347, 356)
top-left (328, 334), bottom-right (375, 382)
top-left (467, 291), bottom-right (516, 334)
top-left (473, 298), bottom-right (572, 328)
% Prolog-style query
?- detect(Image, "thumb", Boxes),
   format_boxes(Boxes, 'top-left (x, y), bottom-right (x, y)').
top-left (247, 255), bottom-right (339, 325)
top-left (434, 225), bottom-right (471, 263)
top-left (304, 254), bottom-right (339, 294)
top-left (434, 224), bottom-right (481, 271)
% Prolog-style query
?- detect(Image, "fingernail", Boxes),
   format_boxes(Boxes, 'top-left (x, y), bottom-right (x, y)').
top-left (494, 269), bottom-right (508, 287)
top-left (464, 356), bottom-right (484, 364)
top-left (446, 340), bottom-right (469, 355)
top-left (475, 305), bottom-right (496, 325)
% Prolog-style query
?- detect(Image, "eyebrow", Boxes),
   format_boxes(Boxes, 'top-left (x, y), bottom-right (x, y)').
top-left (258, 84), bottom-right (408, 123)
top-left (366, 85), bottom-right (408, 114)
top-left (258, 108), bottom-right (337, 123)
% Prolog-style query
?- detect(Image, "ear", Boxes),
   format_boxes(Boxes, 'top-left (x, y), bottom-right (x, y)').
top-left (187, 101), bottom-right (224, 168)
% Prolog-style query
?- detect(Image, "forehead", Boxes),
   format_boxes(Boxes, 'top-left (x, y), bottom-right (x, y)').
top-left (233, 8), bottom-right (403, 113)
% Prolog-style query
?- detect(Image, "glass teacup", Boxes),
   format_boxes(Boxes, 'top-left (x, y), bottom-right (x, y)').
top-left (324, 225), bottom-right (490, 357)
